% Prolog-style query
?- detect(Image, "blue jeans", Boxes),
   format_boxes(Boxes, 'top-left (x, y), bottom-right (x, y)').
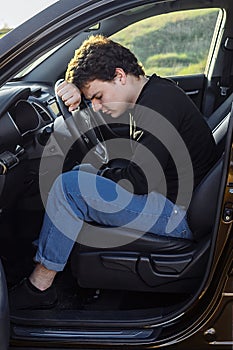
top-left (34, 167), bottom-right (193, 271)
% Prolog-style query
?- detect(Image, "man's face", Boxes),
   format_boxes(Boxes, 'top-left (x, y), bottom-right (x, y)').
top-left (82, 75), bottom-right (132, 118)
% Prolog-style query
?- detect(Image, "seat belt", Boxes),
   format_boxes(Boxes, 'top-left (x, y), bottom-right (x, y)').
top-left (219, 37), bottom-right (233, 96)
top-left (204, 37), bottom-right (233, 117)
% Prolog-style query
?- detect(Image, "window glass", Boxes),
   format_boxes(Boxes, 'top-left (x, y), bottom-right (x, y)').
top-left (111, 8), bottom-right (220, 77)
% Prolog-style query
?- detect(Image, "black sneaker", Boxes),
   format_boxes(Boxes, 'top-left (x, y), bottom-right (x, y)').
top-left (9, 278), bottom-right (58, 310)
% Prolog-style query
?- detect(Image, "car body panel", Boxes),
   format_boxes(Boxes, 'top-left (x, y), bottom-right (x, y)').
top-left (0, 261), bottom-right (9, 350)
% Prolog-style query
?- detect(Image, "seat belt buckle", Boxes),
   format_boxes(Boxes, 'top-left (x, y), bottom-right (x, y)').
top-left (220, 86), bottom-right (229, 96)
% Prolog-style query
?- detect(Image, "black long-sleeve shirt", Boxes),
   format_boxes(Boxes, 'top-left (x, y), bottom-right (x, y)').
top-left (101, 74), bottom-right (217, 207)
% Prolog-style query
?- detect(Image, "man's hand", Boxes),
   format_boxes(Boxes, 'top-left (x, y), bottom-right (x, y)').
top-left (56, 81), bottom-right (82, 112)
top-left (72, 163), bottom-right (99, 174)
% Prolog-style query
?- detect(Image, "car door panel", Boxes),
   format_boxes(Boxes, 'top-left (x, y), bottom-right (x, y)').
top-left (0, 260), bottom-right (9, 350)
top-left (170, 74), bottom-right (206, 111)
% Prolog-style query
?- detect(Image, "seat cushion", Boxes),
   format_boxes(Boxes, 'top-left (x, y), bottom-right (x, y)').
top-left (76, 222), bottom-right (195, 252)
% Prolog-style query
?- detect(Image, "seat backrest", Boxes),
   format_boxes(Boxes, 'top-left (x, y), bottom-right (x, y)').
top-left (188, 100), bottom-right (233, 240)
top-left (207, 92), bottom-right (233, 130)
top-left (211, 113), bottom-right (230, 159)
top-left (187, 157), bottom-right (223, 240)
top-left (206, 93), bottom-right (233, 158)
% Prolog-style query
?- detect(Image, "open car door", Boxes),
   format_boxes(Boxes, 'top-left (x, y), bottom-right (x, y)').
top-left (0, 260), bottom-right (9, 350)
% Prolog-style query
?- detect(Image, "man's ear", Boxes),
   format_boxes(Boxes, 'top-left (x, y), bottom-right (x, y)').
top-left (115, 68), bottom-right (127, 85)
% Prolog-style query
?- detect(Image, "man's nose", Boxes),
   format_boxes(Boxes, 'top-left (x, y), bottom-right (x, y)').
top-left (92, 100), bottom-right (102, 112)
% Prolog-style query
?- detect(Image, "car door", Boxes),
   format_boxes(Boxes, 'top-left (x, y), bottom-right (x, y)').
top-left (0, 260), bottom-right (9, 350)
top-left (174, 103), bottom-right (233, 348)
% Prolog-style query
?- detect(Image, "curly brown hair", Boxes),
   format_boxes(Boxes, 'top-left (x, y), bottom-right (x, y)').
top-left (65, 35), bottom-right (145, 89)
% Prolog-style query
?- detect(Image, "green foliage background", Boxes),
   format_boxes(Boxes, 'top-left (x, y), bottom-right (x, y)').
top-left (0, 28), bottom-right (11, 38)
top-left (1, 9), bottom-right (220, 77)
top-left (111, 9), bottom-right (219, 76)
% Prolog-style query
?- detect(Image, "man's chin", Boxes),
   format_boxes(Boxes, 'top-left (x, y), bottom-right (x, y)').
top-left (104, 107), bottom-right (128, 118)
top-left (108, 111), bottom-right (122, 118)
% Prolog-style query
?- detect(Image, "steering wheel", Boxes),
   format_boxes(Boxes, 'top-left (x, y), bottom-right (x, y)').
top-left (55, 79), bottom-right (109, 166)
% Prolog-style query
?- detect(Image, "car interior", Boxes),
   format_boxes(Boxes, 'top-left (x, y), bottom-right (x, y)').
top-left (0, 0), bottom-right (233, 344)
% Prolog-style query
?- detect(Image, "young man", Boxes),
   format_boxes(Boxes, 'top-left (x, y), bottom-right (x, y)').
top-left (10, 35), bottom-right (217, 310)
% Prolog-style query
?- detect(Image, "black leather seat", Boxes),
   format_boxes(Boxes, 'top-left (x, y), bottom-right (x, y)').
top-left (70, 97), bottom-right (233, 295)
top-left (70, 157), bottom-right (223, 293)
top-left (207, 92), bottom-right (233, 158)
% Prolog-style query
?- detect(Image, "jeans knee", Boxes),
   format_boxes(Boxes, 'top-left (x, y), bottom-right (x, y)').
top-left (52, 171), bottom-right (81, 201)
top-left (49, 173), bottom-right (71, 204)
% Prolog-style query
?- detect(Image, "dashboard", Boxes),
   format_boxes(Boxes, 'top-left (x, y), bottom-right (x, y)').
top-left (0, 83), bottom-right (60, 152)
top-left (0, 82), bottom-right (63, 210)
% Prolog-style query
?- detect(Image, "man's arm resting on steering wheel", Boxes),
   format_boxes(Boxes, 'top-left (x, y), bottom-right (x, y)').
top-left (56, 81), bottom-right (82, 112)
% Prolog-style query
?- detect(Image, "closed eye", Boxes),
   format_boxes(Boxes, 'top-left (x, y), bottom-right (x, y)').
top-left (94, 95), bottom-right (102, 101)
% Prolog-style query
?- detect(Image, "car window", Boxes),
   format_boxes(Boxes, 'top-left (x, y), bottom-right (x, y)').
top-left (111, 8), bottom-right (221, 77)
top-left (14, 42), bottom-right (67, 78)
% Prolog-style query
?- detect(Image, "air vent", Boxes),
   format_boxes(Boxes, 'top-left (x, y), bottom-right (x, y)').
top-left (32, 102), bottom-right (53, 122)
